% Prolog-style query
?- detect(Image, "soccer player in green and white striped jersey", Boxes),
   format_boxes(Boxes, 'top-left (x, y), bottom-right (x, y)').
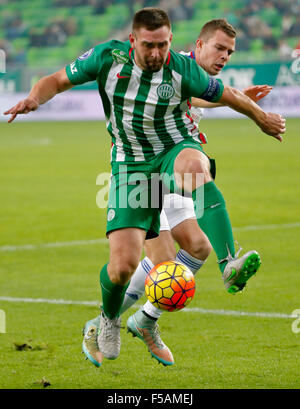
top-left (4, 8), bottom-right (286, 368)
top-left (121, 19), bottom-right (273, 366)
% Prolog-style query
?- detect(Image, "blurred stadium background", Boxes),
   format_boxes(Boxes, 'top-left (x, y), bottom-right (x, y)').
top-left (1, 1), bottom-right (300, 389)
top-left (0, 0), bottom-right (300, 120)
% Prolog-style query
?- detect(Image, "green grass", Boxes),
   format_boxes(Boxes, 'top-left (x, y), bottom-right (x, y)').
top-left (0, 119), bottom-right (300, 389)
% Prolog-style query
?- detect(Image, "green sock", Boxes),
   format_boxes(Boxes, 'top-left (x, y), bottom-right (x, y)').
top-left (192, 181), bottom-right (235, 273)
top-left (100, 263), bottom-right (129, 319)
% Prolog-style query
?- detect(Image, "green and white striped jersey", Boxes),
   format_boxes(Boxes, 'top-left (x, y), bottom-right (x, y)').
top-left (65, 40), bottom-right (224, 163)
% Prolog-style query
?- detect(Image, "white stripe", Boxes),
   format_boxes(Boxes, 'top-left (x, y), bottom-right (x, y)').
top-left (182, 307), bottom-right (295, 319)
top-left (233, 222), bottom-right (300, 231)
top-left (0, 296), bottom-right (99, 306)
top-left (122, 63), bottom-right (145, 161)
top-left (1, 221), bottom-right (299, 253)
top-left (165, 71), bottom-right (186, 143)
top-left (0, 238), bottom-right (107, 252)
top-left (0, 296), bottom-right (295, 319)
top-left (106, 62), bottom-right (127, 162)
top-left (142, 69), bottom-right (165, 155)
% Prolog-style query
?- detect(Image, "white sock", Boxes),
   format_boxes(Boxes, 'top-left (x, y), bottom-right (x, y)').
top-left (142, 300), bottom-right (163, 319)
top-left (176, 249), bottom-right (205, 275)
top-left (120, 257), bottom-right (154, 314)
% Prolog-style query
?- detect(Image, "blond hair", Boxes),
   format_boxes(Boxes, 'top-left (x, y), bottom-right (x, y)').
top-left (198, 19), bottom-right (236, 40)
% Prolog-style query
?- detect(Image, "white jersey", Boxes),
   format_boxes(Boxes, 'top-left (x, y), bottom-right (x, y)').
top-left (160, 51), bottom-right (208, 232)
top-left (179, 51), bottom-right (204, 127)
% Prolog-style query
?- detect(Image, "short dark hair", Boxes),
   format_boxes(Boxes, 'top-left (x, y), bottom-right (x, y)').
top-left (198, 19), bottom-right (236, 40)
top-left (132, 8), bottom-right (171, 32)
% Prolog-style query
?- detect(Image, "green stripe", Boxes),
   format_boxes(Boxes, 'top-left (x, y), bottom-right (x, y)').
top-left (97, 57), bottom-right (114, 120)
top-left (113, 63), bottom-right (134, 161)
top-left (107, 122), bottom-right (117, 162)
top-left (172, 106), bottom-right (191, 139)
top-left (153, 66), bottom-right (176, 150)
top-left (171, 80), bottom-right (193, 139)
top-left (96, 56), bottom-right (117, 161)
top-left (132, 71), bottom-right (155, 161)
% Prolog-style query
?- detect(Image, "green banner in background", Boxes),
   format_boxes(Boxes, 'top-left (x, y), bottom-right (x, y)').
top-left (73, 60), bottom-right (300, 90)
top-left (0, 70), bottom-right (21, 93)
top-left (70, 61), bottom-right (300, 90)
top-left (1, 61), bottom-right (299, 92)
top-left (218, 61), bottom-right (300, 88)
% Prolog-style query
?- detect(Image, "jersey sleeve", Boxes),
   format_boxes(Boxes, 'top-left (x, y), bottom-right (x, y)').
top-left (187, 59), bottom-right (224, 103)
top-left (65, 42), bottom-right (112, 85)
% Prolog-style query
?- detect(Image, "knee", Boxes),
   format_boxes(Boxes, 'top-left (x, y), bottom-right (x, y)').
top-left (195, 237), bottom-right (212, 260)
top-left (178, 159), bottom-right (211, 192)
top-left (186, 158), bottom-right (208, 175)
top-left (144, 233), bottom-right (177, 266)
top-left (180, 233), bottom-right (212, 261)
top-left (108, 258), bottom-right (139, 286)
top-left (188, 159), bottom-right (211, 184)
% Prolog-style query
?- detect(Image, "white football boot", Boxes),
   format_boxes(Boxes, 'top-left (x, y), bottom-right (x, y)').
top-left (97, 312), bottom-right (122, 360)
top-left (222, 246), bottom-right (261, 294)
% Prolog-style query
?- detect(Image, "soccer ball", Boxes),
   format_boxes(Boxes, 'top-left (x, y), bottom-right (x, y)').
top-left (145, 261), bottom-right (196, 312)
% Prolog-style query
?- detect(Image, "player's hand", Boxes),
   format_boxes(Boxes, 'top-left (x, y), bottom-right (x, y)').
top-left (4, 97), bottom-right (39, 123)
top-left (243, 85), bottom-right (273, 102)
top-left (259, 112), bottom-right (286, 141)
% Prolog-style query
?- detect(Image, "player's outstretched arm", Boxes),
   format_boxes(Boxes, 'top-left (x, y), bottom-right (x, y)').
top-left (219, 85), bottom-right (286, 141)
top-left (4, 68), bottom-right (74, 123)
top-left (242, 85), bottom-right (272, 102)
top-left (191, 84), bottom-right (273, 109)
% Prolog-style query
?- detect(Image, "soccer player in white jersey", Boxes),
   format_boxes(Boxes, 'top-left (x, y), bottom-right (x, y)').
top-left (119, 19), bottom-right (272, 365)
top-left (4, 9), bottom-right (285, 369)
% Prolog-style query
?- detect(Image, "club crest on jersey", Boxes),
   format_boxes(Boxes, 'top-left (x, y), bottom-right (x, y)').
top-left (78, 48), bottom-right (94, 60)
top-left (112, 49), bottom-right (129, 64)
top-left (107, 209), bottom-right (115, 221)
top-left (157, 82), bottom-right (175, 100)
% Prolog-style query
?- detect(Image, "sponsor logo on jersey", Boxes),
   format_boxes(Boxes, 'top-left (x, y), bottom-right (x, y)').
top-left (78, 48), bottom-right (95, 60)
top-left (117, 73), bottom-right (131, 79)
top-left (157, 82), bottom-right (175, 100)
top-left (112, 49), bottom-right (129, 64)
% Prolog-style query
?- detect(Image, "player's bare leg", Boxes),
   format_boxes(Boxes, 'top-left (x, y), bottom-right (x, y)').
top-left (144, 231), bottom-right (177, 264)
top-left (171, 218), bottom-right (212, 269)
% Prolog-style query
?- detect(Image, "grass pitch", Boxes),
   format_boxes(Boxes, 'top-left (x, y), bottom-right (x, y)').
top-left (0, 118), bottom-right (300, 389)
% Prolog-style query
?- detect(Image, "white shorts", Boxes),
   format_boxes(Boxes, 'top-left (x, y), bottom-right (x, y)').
top-left (160, 194), bottom-right (196, 231)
